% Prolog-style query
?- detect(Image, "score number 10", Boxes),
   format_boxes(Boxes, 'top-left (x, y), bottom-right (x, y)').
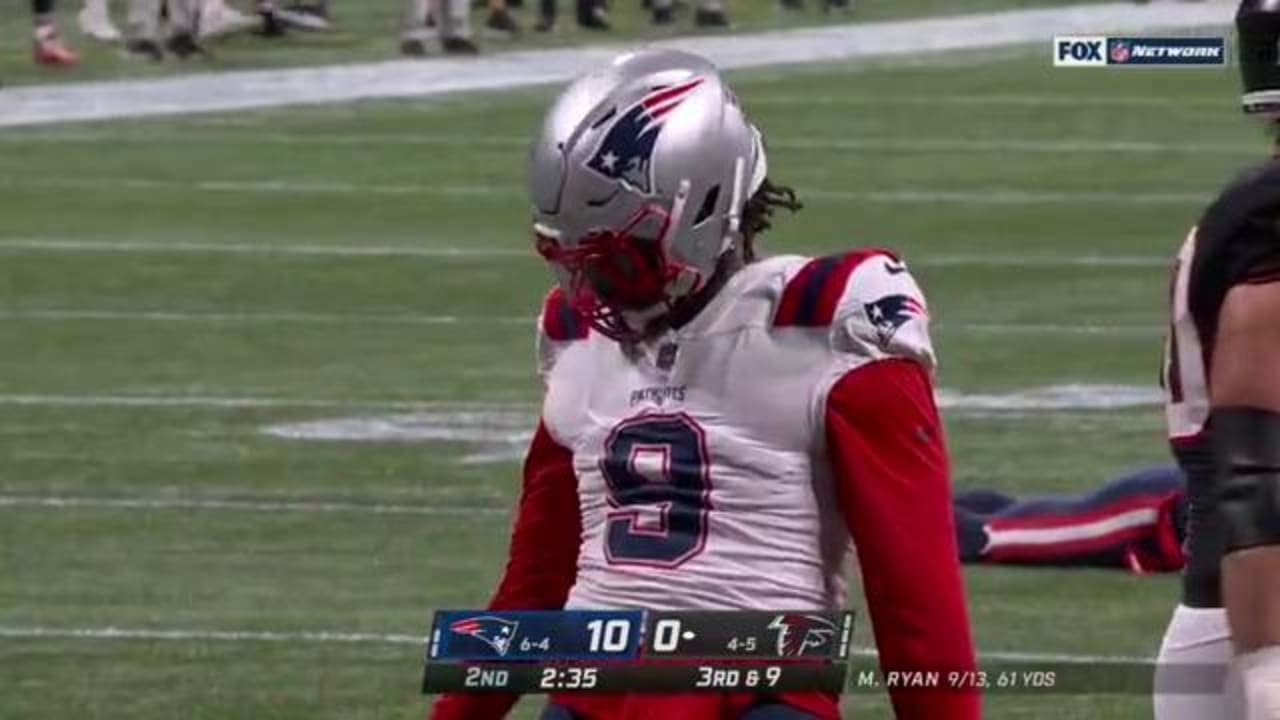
top-left (585, 618), bottom-right (633, 653)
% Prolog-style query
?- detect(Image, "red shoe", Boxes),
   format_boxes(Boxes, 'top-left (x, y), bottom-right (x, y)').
top-left (34, 33), bottom-right (79, 67)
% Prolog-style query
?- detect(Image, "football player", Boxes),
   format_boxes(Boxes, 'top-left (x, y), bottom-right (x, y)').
top-left (429, 49), bottom-right (978, 720)
top-left (954, 465), bottom-right (1185, 573)
top-left (1156, 3), bottom-right (1280, 718)
top-left (430, 49), bottom-right (977, 717)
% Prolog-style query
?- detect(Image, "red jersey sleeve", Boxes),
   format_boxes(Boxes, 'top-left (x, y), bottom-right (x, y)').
top-left (824, 359), bottom-right (980, 720)
top-left (428, 421), bottom-right (582, 720)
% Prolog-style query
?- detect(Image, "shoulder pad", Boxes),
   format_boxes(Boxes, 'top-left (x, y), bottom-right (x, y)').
top-left (1200, 158), bottom-right (1280, 243)
top-left (536, 287), bottom-right (588, 380)
top-left (539, 287), bottom-right (589, 342)
top-left (777, 250), bottom-right (936, 369)
top-left (837, 253), bottom-right (934, 368)
top-left (773, 249), bottom-right (899, 328)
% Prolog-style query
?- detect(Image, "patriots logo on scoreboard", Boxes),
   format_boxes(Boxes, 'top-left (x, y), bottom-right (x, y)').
top-left (767, 614), bottom-right (837, 657)
top-left (449, 616), bottom-right (519, 656)
top-left (864, 293), bottom-right (926, 348)
top-left (585, 78), bottom-right (705, 195)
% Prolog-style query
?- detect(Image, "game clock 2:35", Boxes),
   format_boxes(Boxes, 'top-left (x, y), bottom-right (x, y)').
top-left (539, 667), bottom-right (599, 690)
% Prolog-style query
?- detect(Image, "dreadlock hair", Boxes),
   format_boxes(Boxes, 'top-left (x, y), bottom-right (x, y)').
top-left (740, 178), bottom-right (802, 262)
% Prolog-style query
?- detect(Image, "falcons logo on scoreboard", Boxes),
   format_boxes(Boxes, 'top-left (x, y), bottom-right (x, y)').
top-left (767, 614), bottom-right (837, 657)
top-left (449, 616), bottom-right (519, 656)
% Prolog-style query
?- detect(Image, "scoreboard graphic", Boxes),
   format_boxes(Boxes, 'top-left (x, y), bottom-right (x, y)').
top-left (423, 609), bottom-right (854, 693)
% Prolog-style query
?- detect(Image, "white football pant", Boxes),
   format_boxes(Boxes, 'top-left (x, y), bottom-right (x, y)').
top-left (1155, 604), bottom-right (1243, 720)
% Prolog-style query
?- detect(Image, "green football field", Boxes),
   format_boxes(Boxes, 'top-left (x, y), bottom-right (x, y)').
top-left (0, 19), bottom-right (1252, 720)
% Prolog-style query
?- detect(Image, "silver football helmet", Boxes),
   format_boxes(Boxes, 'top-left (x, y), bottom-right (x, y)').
top-left (528, 48), bottom-right (768, 341)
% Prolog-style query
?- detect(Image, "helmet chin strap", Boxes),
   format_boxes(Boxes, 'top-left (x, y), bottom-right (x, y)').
top-left (717, 155), bottom-right (748, 258)
top-left (619, 136), bottom-right (760, 339)
top-left (721, 130), bottom-right (766, 255)
top-left (618, 178), bottom-right (695, 336)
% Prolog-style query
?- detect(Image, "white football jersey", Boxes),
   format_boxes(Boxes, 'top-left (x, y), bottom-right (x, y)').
top-left (536, 250), bottom-right (935, 611)
top-left (1162, 227), bottom-right (1211, 443)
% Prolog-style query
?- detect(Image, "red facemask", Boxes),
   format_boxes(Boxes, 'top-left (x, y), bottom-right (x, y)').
top-left (536, 203), bottom-right (692, 341)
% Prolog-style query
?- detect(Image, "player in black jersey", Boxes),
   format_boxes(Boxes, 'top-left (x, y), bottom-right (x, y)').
top-left (1156, 3), bottom-right (1280, 718)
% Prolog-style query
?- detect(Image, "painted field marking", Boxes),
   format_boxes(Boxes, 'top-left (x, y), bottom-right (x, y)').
top-left (2, 176), bottom-right (1211, 207)
top-left (0, 131), bottom-right (1256, 157)
top-left (0, 385), bottom-right (1161, 414)
top-left (0, 308), bottom-right (1163, 336)
top-left (0, 387), bottom-right (1162, 465)
top-left (0, 495), bottom-right (504, 517)
top-left (0, 237), bottom-right (527, 257)
top-left (0, 3), bottom-right (1231, 127)
top-left (0, 309), bottom-right (534, 326)
top-left (747, 93), bottom-right (1229, 109)
top-left (0, 238), bottom-right (1170, 267)
top-left (0, 394), bottom-right (524, 410)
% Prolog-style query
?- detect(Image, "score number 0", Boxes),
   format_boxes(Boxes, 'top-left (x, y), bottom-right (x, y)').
top-left (649, 618), bottom-right (686, 654)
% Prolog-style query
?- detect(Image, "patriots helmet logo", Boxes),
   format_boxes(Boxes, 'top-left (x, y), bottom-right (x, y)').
top-left (449, 616), bottom-right (519, 656)
top-left (585, 78), bottom-right (705, 195)
top-left (767, 614), bottom-right (837, 657)
top-left (864, 293), bottom-right (926, 347)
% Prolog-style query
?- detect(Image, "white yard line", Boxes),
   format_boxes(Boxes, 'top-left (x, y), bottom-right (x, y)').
top-left (0, 385), bottom-right (1162, 413)
top-left (748, 93), bottom-right (1230, 109)
top-left (2, 175), bottom-right (1211, 206)
top-left (803, 188), bottom-right (1207, 206)
top-left (0, 131), bottom-right (1257, 157)
top-left (0, 494), bottom-right (504, 517)
top-left (1, 176), bottom-right (517, 198)
top-left (0, 309), bottom-right (534, 326)
top-left (0, 3), bottom-right (1231, 127)
top-left (0, 237), bottom-right (527, 258)
top-left (0, 309), bottom-right (1162, 337)
top-left (0, 237), bottom-right (1171, 266)
top-left (0, 626), bottom-right (430, 645)
top-left (949, 323), bottom-right (1160, 336)
top-left (0, 394), bottom-right (523, 410)
top-left (922, 253), bottom-right (1165, 268)
top-left (0, 624), bottom-right (1157, 665)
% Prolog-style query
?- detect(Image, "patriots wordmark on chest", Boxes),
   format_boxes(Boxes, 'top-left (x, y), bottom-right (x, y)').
top-left (630, 385), bottom-right (688, 408)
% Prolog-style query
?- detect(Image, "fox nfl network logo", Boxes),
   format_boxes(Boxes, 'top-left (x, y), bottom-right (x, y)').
top-left (1053, 36), bottom-right (1225, 67)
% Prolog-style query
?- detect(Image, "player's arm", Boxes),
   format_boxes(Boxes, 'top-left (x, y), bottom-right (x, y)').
top-left (804, 252), bottom-right (977, 719)
top-left (428, 423), bottom-right (582, 720)
top-left (826, 360), bottom-right (979, 719)
top-left (1211, 280), bottom-right (1280, 714)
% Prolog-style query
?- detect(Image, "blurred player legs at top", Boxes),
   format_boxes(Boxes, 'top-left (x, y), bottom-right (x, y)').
top-left (430, 49), bottom-right (979, 720)
top-left (32, 0), bottom-right (79, 66)
top-left (78, 0), bottom-right (122, 41)
top-left (123, 0), bottom-right (208, 59)
top-left (650, 0), bottom-right (728, 28)
top-left (196, 0), bottom-right (258, 39)
top-left (533, 0), bottom-right (608, 33)
top-left (81, 0), bottom-right (254, 48)
top-left (401, 0), bottom-right (478, 56)
top-left (1155, 3), bottom-right (1280, 718)
top-left (256, 0), bottom-right (332, 34)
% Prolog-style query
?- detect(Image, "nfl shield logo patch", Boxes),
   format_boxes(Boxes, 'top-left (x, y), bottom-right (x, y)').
top-left (656, 343), bottom-right (678, 370)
